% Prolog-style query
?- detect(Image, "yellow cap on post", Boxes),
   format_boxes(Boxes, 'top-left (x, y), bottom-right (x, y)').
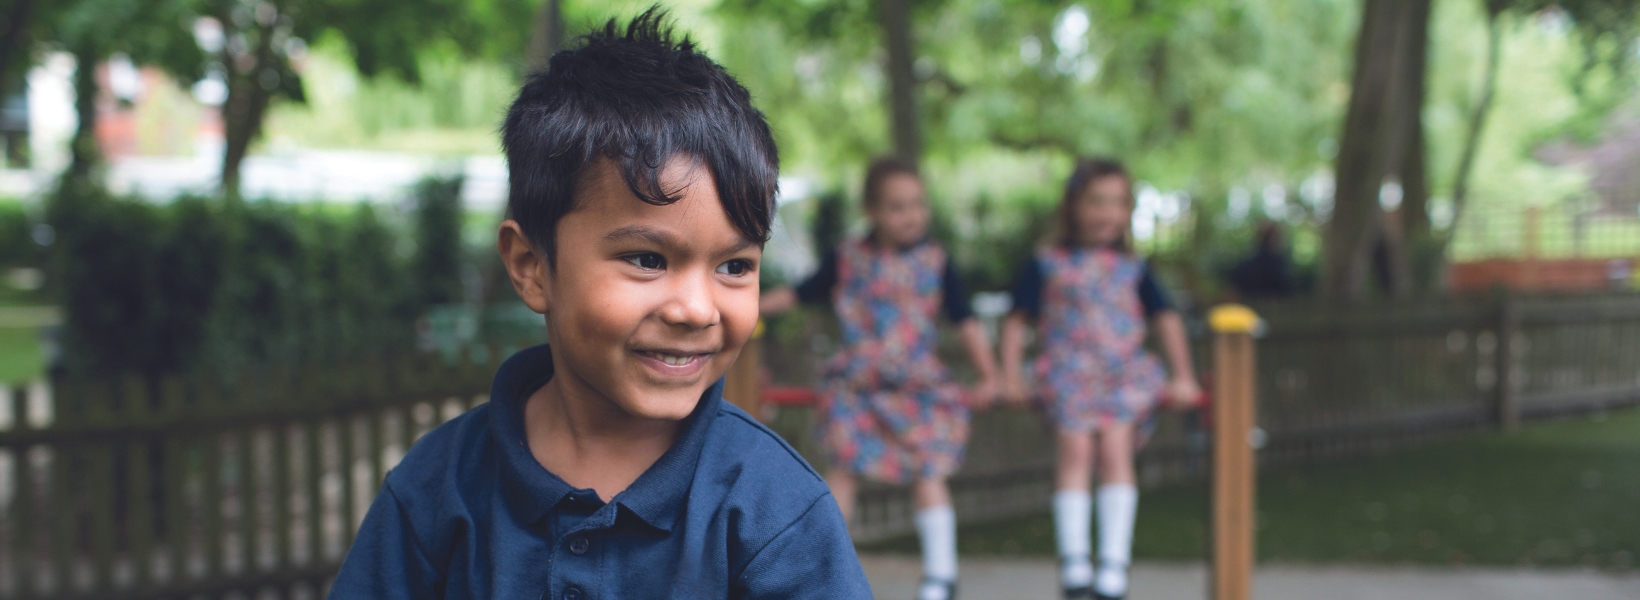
top-left (1208, 304), bottom-right (1261, 334)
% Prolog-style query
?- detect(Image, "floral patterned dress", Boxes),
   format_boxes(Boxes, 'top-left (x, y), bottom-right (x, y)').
top-left (817, 238), bottom-right (969, 483)
top-left (1032, 246), bottom-right (1166, 433)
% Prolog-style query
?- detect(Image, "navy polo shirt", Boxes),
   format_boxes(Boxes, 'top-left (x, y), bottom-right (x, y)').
top-left (329, 344), bottom-right (872, 599)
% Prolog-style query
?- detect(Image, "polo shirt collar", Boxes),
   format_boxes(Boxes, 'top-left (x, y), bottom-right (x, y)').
top-left (488, 344), bottom-right (721, 533)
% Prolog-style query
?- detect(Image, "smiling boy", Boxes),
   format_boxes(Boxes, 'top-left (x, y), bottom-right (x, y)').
top-left (328, 10), bottom-right (872, 599)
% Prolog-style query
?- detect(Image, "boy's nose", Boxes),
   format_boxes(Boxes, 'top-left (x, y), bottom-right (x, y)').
top-left (658, 270), bottom-right (720, 329)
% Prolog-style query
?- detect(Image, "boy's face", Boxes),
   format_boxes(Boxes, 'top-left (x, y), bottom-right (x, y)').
top-left (866, 173), bottom-right (930, 247)
top-left (499, 157), bottom-right (762, 421)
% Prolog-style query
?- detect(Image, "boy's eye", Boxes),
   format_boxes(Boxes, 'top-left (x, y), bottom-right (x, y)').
top-left (716, 259), bottom-right (754, 276)
top-left (625, 253), bottom-right (666, 270)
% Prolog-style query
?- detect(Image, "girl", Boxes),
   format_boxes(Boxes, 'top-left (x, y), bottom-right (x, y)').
top-left (1000, 158), bottom-right (1200, 600)
top-left (763, 157), bottom-right (998, 600)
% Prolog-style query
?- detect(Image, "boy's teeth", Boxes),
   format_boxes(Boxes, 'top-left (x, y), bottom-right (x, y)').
top-left (657, 353), bottom-right (693, 366)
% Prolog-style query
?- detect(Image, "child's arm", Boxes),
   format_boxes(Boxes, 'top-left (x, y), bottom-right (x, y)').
top-left (1139, 266), bottom-right (1202, 408)
top-left (999, 311), bottom-right (1031, 405)
top-left (999, 256), bottom-right (1042, 405)
top-left (1152, 309), bottom-right (1202, 408)
top-left (938, 259), bottom-right (997, 406)
top-left (760, 250), bottom-right (838, 317)
top-left (957, 317), bottom-right (999, 406)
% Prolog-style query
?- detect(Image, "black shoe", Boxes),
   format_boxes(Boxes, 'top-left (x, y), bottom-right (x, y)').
top-left (1092, 593), bottom-right (1124, 600)
top-left (1062, 585), bottom-right (1096, 599)
top-left (915, 577), bottom-right (956, 600)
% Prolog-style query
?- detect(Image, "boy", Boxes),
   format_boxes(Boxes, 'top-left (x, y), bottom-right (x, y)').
top-left (329, 10), bottom-right (873, 599)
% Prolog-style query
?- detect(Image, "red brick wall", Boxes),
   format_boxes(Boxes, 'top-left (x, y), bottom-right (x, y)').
top-left (1449, 258), bottom-right (1634, 293)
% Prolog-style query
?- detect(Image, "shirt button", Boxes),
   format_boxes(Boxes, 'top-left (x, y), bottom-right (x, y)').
top-left (569, 536), bottom-right (590, 555)
top-left (564, 587), bottom-right (583, 600)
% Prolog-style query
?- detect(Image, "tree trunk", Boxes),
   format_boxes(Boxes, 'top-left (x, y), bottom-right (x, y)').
top-left (876, 0), bottom-right (921, 165)
top-left (1320, 0), bottom-right (1429, 301)
top-left (527, 0), bottom-right (564, 73)
top-left (66, 42), bottom-right (100, 183)
top-left (1434, 3), bottom-right (1505, 266)
top-left (218, 20), bottom-right (279, 198)
top-left (1395, 0), bottom-right (1432, 296)
top-left (0, 0), bottom-right (36, 96)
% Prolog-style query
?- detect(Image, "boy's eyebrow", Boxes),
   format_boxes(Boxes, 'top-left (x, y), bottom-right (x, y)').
top-left (604, 225), bottom-right (677, 246)
top-left (605, 224), bottom-right (760, 254)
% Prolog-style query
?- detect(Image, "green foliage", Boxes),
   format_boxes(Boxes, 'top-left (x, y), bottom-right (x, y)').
top-left (47, 188), bottom-right (427, 380)
top-left (412, 174), bottom-right (468, 307)
top-left (0, 200), bottom-right (40, 269)
top-left (265, 38), bottom-right (517, 152)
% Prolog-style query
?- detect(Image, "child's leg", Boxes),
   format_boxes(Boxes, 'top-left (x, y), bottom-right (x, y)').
top-left (913, 477), bottom-right (958, 598)
top-left (826, 470), bottom-right (859, 524)
top-left (1053, 430), bottom-right (1097, 590)
top-left (1094, 424), bottom-right (1139, 597)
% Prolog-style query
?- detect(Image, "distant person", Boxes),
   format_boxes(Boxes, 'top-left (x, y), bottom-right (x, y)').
top-left (1227, 223), bottom-right (1297, 300)
top-left (328, 10), bottom-right (871, 598)
top-left (762, 157), bottom-right (1000, 600)
top-left (1000, 158), bottom-right (1201, 600)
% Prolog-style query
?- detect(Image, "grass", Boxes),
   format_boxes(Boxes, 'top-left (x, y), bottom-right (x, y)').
top-left (862, 408), bottom-right (1640, 571)
top-left (0, 286), bottom-right (49, 384)
top-left (0, 326), bottom-right (44, 384)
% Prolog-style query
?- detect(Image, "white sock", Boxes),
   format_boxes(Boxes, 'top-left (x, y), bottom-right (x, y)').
top-left (915, 505), bottom-right (958, 587)
top-left (1095, 483), bottom-right (1138, 596)
top-left (1053, 490), bottom-right (1094, 588)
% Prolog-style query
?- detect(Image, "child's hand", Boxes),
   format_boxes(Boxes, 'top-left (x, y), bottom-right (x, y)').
top-left (1163, 376), bottom-right (1204, 410)
top-left (968, 376), bottom-right (999, 410)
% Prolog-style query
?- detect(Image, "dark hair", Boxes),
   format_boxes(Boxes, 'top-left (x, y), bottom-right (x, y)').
top-left (1058, 157), bottom-right (1133, 252)
top-left (861, 156), bottom-right (920, 208)
top-left (501, 7), bottom-right (779, 264)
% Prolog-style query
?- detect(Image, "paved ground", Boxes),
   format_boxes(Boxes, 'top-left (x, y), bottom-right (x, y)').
top-left (860, 554), bottom-right (1640, 600)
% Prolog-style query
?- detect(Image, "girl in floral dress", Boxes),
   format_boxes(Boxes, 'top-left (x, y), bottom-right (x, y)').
top-left (763, 157), bottom-right (998, 600)
top-left (1000, 158), bottom-right (1201, 600)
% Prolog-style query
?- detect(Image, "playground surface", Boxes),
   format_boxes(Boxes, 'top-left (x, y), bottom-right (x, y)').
top-left (860, 554), bottom-right (1640, 600)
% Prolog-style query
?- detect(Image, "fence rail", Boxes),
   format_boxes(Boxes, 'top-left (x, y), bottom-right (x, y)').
top-left (1, 293), bottom-right (1637, 596)
top-left (0, 351), bottom-right (505, 600)
top-left (759, 292), bottom-right (1640, 542)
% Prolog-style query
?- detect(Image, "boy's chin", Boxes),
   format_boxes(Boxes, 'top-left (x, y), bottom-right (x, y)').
top-left (615, 385), bottom-right (711, 421)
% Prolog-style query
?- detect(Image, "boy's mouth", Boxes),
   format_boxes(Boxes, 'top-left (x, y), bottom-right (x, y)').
top-left (633, 349), bottom-right (715, 378)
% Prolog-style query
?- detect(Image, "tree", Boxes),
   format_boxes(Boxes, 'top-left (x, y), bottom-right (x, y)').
top-left (1321, 0), bottom-right (1431, 301)
top-left (202, 0), bottom-right (507, 197)
top-left (48, 0), bottom-right (202, 190)
top-left (0, 0), bottom-right (40, 95)
top-left (877, 0), bottom-right (921, 164)
top-left (527, 0), bottom-right (563, 72)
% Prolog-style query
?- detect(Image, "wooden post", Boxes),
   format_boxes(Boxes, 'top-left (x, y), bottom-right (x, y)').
top-left (1495, 290), bottom-right (1520, 431)
top-left (723, 320), bottom-right (764, 419)
top-left (1521, 206), bottom-right (1541, 291)
top-left (1208, 304), bottom-right (1260, 600)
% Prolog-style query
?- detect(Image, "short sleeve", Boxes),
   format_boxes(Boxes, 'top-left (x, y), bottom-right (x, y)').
top-left (1137, 264), bottom-right (1175, 318)
top-left (1008, 256), bottom-right (1045, 319)
top-left (328, 484), bottom-right (442, 599)
top-left (733, 494), bottom-right (873, 599)
top-left (941, 258), bottom-right (974, 322)
top-left (792, 249), bottom-right (839, 305)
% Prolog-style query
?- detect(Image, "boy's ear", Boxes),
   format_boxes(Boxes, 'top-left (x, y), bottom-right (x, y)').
top-left (498, 220), bottom-right (552, 314)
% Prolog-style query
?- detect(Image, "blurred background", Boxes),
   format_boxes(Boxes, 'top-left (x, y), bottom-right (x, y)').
top-left (0, 0), bottom-right (1637, 598)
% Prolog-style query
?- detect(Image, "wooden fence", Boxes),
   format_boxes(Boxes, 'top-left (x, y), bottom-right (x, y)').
top-left (0, 351), bottom-right (505, 599)
top-left (0, 292), bottom-right (1636, 596)
top-left (758, 292), bottom-right (1640, 542)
